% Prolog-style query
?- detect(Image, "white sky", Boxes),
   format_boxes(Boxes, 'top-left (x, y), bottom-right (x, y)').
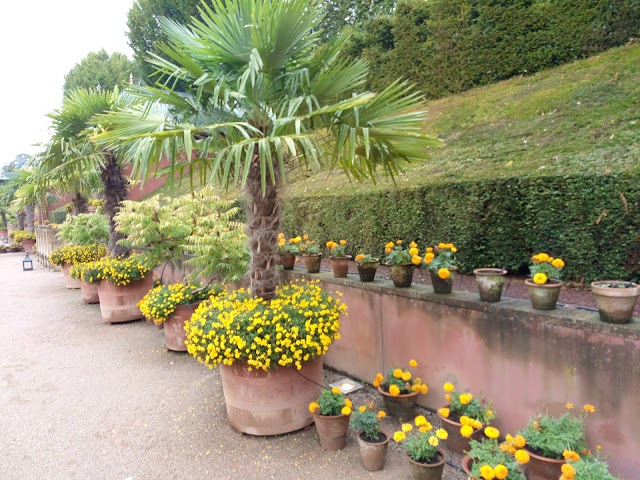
top-left (1, 0), bottom-right (136, 169)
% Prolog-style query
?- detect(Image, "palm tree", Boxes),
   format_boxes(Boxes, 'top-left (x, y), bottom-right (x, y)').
top-left (93, 0), bottom-right (441, 299)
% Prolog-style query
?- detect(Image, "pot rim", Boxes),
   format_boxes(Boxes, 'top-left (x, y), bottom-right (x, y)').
top-left (358, 430), bottom-right (391, 445)
top-left (377, 385), bottom-right (420, 399)
top-left (384, 262), bottom-right (416, 267)
top-left (405, 447), bottom-right (448, 468)
top-left (330, 255), bottom-right (352, 260)
top-left (312, 412), bottom-right (349, 420)
top-left (437, 404), bottom-right (484, 429)
top-left (524, 278), bottom-right (563, 288)
top-left (524, 447), bottom-right (566, 464)
top-left (591, 280), bottom-right (640, 296)
top-left (300, 253), bottom-right (322, 258)
top-left (473, 268), bottom-right (507, 276)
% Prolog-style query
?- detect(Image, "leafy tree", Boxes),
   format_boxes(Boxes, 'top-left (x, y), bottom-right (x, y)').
top-left (63, 50), bottom-right (135, 94)
top-left (94, 0), bottom-right (440, 300)
top-left (319, 0), bottom-right (396, 41)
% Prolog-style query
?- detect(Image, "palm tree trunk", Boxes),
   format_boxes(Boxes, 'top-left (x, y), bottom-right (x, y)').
top-left (25, 203), bottom-right (35, 232)
top-left (245, 156), bottom-right (281, 300)
top-left (72, 192), bottom-right (88, 215)
top-left (17, 211), bottom-right (25, 230)
top-left (0, 211), bottom-right (7, 230)
top-left (100, 151), bottom-right (129, 256)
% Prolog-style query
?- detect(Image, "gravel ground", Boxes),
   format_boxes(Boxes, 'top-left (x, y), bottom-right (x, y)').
top-left (0, 252), bottom-right (469, 480)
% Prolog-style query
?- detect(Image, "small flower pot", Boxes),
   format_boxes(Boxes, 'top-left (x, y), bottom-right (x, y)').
top-left (302, 254), bottom-right (322, 274)
top-left (525, 448), bottom-right (565, 480)
top-left (389, 264), bottom-right (415, 288)
top-left (525, 278), bottom-right (563, 310)
top-left (377, 386), bottom-right (418, 420)
top-left (61, 263), bottom-right (82, 289)
top-left (357, 431), bottom-right (390, 471)
top-left (313, 413), bottom-right (350, 451)
top-left (164, 303), bottom-right (200, 351)
top-left (279, 253), bottom-right (296, 270)
top-left (357, 261), bottom-right (379, 282)
top-left (437, 406), bottom-right (483, 454)
top-left (407, 448), bottom-right (448, 480)
top-left (80, 281), bottom-right (99, 304)
top-left (330, 256), bottom-right (351, 278)
top-left (591, 280), bottom-right (640, 324)
top-left (473, 268), bottom-right (507, 302)
top-left (429, 270), bottom-right (454, 294)
top-left (21, 239), bottom-right (36, 254)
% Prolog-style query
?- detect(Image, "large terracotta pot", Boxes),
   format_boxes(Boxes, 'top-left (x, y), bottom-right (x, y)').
top-left (61, 263), bottom-right (82, 289)
top-left (525, 449), bottom-right (565, 480)
top-left (280, 253), bottom-right (296, 270)
top-left (407, 448), bottom-right (447, 480)
top-left (219, 356), bottom-right (323, 436)
top-left (591, 280), bottom-right (640, 324)
top-left (330, 256), bottom-right (351, 278)
top-left (357, 431), bottom-right (391, 471)
top-left (389, 264), bottom-right (415, 288)
top-left (301, 254), bottom-right (322, 274)
top-left (80, 281), bottom-right (99, 304)
top-left (429, 269), bottom-right (454, 294)
top-left (378, 386), bottom-right (418, 420)
top-left (21, 239), bottom-right (36, 254)
top-left (313, 413), bottom-right (350, 450)
top-left (164, 303), bottom-right (200, 351)
top-left (438, 408), bottom-right (483, 454)
top-left (473, 268), bottom-right (507, 302)
top-left (97, 276), bottom-right (153, 324)
top-left (357, 260), bottom-right (379, 282)
top-left (525, 278), bottom-right (563, 310)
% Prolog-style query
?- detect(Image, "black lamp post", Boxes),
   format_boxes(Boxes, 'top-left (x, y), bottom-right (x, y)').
top-left (22, 254), bottom-right (33, 271)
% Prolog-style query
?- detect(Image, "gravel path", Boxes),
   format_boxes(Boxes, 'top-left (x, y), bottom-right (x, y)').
top-left (0, 252), bottom-right (469, 480)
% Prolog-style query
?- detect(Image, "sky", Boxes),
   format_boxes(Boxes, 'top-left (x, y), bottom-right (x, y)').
top-left (1, 0), bottom-right (136, 169)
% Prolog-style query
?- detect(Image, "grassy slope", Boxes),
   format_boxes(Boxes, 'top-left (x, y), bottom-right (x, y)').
top-left (285, 43), bottom-right (640, 198)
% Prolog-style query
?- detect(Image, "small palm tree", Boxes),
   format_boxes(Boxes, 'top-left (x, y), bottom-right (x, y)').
top-left (94, 0), bottom-right (441, 299)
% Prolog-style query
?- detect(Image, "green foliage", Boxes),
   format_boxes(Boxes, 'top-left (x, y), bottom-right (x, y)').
top-left (63, 50), bottom-right (135, 94)
top-left (138, 282), bottom-right (223, 323)
top-left (318, 0), bottom-right (396, 42)
top-left (350, 404), bottom-right (384, 441)
top-left (571, 454), bottom-right (617, 480)
top-left (448, 388), bottom-right (496, 425)
top-left (314, 388), bottom-right (348, 416)
top-left (424, 243), bottom-right (456, 272)
top-left (383, 241), bottom-right (417, 266)
top-left (518, 412), bottom-right (588, 459)
top-left (468, 439), bottom-right (526, 480)
top-left (56, 214), bottom-right (110, 245)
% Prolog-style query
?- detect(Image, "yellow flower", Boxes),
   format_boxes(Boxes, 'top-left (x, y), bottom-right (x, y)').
top-left (459, 393), bottom-right (473, 405)
top-left (583, 403), bottom-right (595, 413)
top-left (552, 258), bottom-right (565, 268)
top-left (309, 402), bottom-right (319, 413)
top-left (533, 272), bottom-right (548, 284)
top-left (460, 416), bottom-right (472, 426)
top-left (451, 247), bottom-right (457, 253)
top-left (428, 436), bottom-right (439, 447)
top-left (409, 247), bottom-right (419, 256)
top-left (494, 464), bottom-right (508, 480)
top-left (355, 254), bottom-right (365, 262)
top-left (409, 359), bottom-right (418, 367)
top-left (415, 415), bottom-right (427, 427)
top-left (473, 420), bottom-right (482, 430)
top-left (386, 242), bottom-right (395, 249)
top-left (479, 465), bottom-right (495, 480)
top-left (341, 406), bottom-right (351, 415)
top-left (419, 422), bottom-right (432, 432)
top-left (378, 411), bottom-right (386, 418)
top-left (420, 384), bottom-right (428, 394)
top-left (563, 450), bottom-right (581, 462)
top-left (393, 369), bottom-right (403, 378)
top-left (396, 240), bottom-right (403, 245)
top-left (393, 431), bottom-right (406, 442)
top-left (438, 268), bottom-right (451, 280)
top-left (438, 242), bottom-right (446, 249)
top-left (514, 449), bottom-right (530, 464)
top-left (443, 382), bottom-right (455, 393)
top-left (411, 255), bottom-right (422, 265)
top-left (436, 428), bottom-right (448, 440)
top-left (331, 387), bottom-right (342, 395)
top-left (409, 241), bottom-right (418, 248)
top-left (339, 240), bottom-right (347, 246)
top-left (484, 426), bottom-right (500, 439)
top-left (359, 405), bottom-right (367, 413)
top-left (373, 379), bottom-right (381, 388)
top-left (561, 463), bottom-right (576, 479)
top-left (389, 385), bottom-right (400, 396)
top-left (537, 253), bottom-right (550, 262)
top-left (401, 423), bottom-right (413, 432)
top-left (460, 425), bottom-right (474, 438)
top-left (385, 247), bottom-right (392, 254)
top-left (514, 434), bottom-right (526, 448)
top-left (565, 402), bottom-right (574, 410)
top-left (343, 398), bottom-right (352, 408)
top-left (402, 371), bottom-right (412, 382)
top-left (438, 407), bottom-right (450, 418)
top-left (445, 393), bottom-right (451, 402)
top-left (375, 373), bottom-right (384, 382)
top-left (426, 247), bottom-right (434, 253)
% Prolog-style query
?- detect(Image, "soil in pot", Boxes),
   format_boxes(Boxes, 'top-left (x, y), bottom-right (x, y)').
top-left (407, 448), bottom-right (447, 480)
top-left (357, 432), bottom-right (390, 471)
top-left (313, 413), bottom-right (350, 450)
top-left (378, 386), bottom-right (418, 420)
top-left (591, 280), bottom-right (639, 324)
top-left (473, 268), bottom-right (507, 302)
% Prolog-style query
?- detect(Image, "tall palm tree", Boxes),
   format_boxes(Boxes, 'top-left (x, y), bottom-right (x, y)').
top-left (93, 0), bottom-right (441, 299)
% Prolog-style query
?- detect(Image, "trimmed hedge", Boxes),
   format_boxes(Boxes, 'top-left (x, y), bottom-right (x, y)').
top-left (282, 172), bottom-right (640, 283)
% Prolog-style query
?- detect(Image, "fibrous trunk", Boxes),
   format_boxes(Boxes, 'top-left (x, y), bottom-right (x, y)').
top-left (17, 211), bottom-right (25, 230)
top-left (0, 211), bottom-right (7, 230)
top-left (100, 151), bottom-right (128, 257)
top-left (245, 156), bottom-right (280, 300)
top-left (72, 192), bottom-right (88, 215)
top-left (25, 203), bottom-right (35, 232)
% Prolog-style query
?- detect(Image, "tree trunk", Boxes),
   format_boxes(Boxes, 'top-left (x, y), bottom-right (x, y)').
top-left (72, 192), bottom-right (88, 215)
top-left (39, 198), bottom-right (49, 224)
top-left (245, 156), bottom-right (281, 301)
top-left (0, 211), bottom-right (7, 230)
top-left (100, 151), bottom-right (129, 256)
top-left (25, 203), bottom-right (35, 232)
top-left (17, 211), bottom-right (25, 230)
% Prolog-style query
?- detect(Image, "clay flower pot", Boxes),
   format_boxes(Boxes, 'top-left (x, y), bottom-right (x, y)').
top-left (80, 281), bottom-right (99, 304)
top-left (357, 260), bottom-right (379, 282)
top-left (525, 449), bottom-right (565, 480)
top-left (301, 254), bottom-right (322, 273)
top-left (21, 239), bottom-right (36, 254)
top-left (461, 455), bottom-right (478, 479)
top-left (330, 256), bottom-right (351, 278)
top-left (389, 264), bottom-right (415, 288)
top-left (164, 303), bottom-right (200, 351)
top-left (407, 448), bottom-right (448, 480)
top-left (525, 278), bottom-right (563, 310)
top-left (437, 407), bottom-right (483, 454)
top-left (473, 268), bottom-right (507, 302)
top-left (377, 386), bottom-right (418, 420)
top-left (61, 263), bottom-right (83, 289)
top-left (357, 431), bottom-right (390, 471)
top-left (279, 253), bottom-right (296, 270)
top-left (429, 269), bottom-right (454, 294)
top-left (97, 276), bottom-right (153, 324)
top-left (591, 280), bottom-right (640, 324)
top-left (313, 412), bottom-right (350, 451)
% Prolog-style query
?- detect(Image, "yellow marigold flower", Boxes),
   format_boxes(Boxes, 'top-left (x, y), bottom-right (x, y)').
top-left (396, 240), bottom-right (403, 245)
top-left (420, 384), bottom-right (428, 395)
top-left (309, 402), bottom-right (319, 413)
top-left (537, 253), bottom-right (549, 262)
top-left (302, 234), bottom-right (309, 240)
top-left (386, 241), bottom-right (395, 249)
top-left (494, 464), bottom-right (508, 480)
top-left (426, 247), bottom-right (434, 253)
top-left (402, 371), bottom-right (412, 382)
top-left (460, 425), bottom-right (474, 438)
top-left (460, 415), bottom-right (472, 426)
top-left (409, 247), bottom-right (419, 256)
top-left (341, 406), bottom-right (351, 415)
top-left (479, 465), bottom-right (495, 480)
top-left (385, 247), bottom-right (392, 254)
top-left (443, 382), bottom-right (455, 393)
top-left (294, 236), bottom-right (302, 243)
top-left (421, 422), bottom-right (433, 432)
top-left (438, 407), bottom-right (450, 418)
top-left (428, 436), bottom-right (439, 447)
top-left (438, 242), bottom-right (446, 249)
top-left (561, 463), bottom-right (576, 479)
top-left (484, 426), bottom-right (500, 439)
top-left (355, 254), bottom-right (365, 262)
top-left (409, 359), bottom-right (418, 367)
top-left (344, 398), bottom-right (352, 408)
top-left (359, 405), bottom-right (367, 413)
top-left (473, 420), bottom-right (482, 430)
top-left (563, 450), bottom-right (581, 462)
top-left (415, 415), bottom-right (427, 427)
top-left (514, 434), bottom-right (526, 448)
top-left (424, 253), bottom-right (434, 264)
top-left (515, 449), bottom-right (530, 464)
top-left (500, 443), bottom-right (511, 453)
top-left (533, 272), bottom-right (548, 284)
top-left (436, 428), bottom-right (448, 440)
top-left (331, 387), bottom-right (342, 395)
top-left (445, 393), bottom-right (451, 402)
top-left (451, 247), bottom-right (457, 253)
top-left (373, 379), bottom-right (381, 388)
top-left (393, 368), bottom-right (403, 378)
top-left (459, 393), bottom-right (473, 405)
top-left (412, 384), bottom-right (421, 392)
top-left (411, 255), bottom-right (422, 265)
top-left (565, 402), bottom-right (574, 410)
top-left (583, 403), bottom-right (595, 413)
top-left (326, 241), bottom-right (334, 248)
top-left (401, 423), bottom-right (413, 433)
top-left (438, 268), bottom-right (451, 280)
top-left (378, 411), bottom-right (386, 418)
top-left (375, 373), bottom-right (384, 382)
top-left (414, 378), bottom-right (422, 385)
top-left (389, 385), bottom-right (401, 397)
top-left (410, 241), bottom-right (418, 248)
top-left (393, 431), bottom-right (406, 442)
top-left (339, 240), bottom-right (347, 246)
top-left (552, 258), bottom-right (565, 268)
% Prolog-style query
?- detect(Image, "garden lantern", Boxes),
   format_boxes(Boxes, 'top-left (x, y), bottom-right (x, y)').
top-left (22, 254), bottom-right (33, 271)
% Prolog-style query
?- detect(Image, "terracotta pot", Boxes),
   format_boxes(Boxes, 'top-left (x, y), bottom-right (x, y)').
top-left (302, 254), bottom-right (322, 274)
top-left (357, 261), bottom-right (379, 282)
top-left (330, 256), bottom-right (351, 278)
top-left (437, 407), bottom-right (483, 454)
top-left (389, 264), bottom-right (415, 288)
top-left (461, 455), bottom-right (478, 479)
top-left (591, 280), bottom-right (640, 324)
top-left (61, 263), bottom-right (82, 289)
top-left (429, 269), bottom-right (454, 294)
top-left (407, 448), bottom-right (448, 480)
top-left (525, 278), bottom-right (563, 310)
top-left (280, 253), bottom-right (296, 270)
top-left (219, 356), bottom-right (323, 436)
top-left (80, 281), bottom-right (99, 304)
top-left (357, 431), bottom-right (391, 471)
top-left (525, 448), bottom-right (565, 480)
top-left (164, 303), bottom-right (200, 351)
top-left (378, 386), bottom-right (418, 420)
top-left (87, 206), bottom-right (97, 213)
top-left (21, 239), bottom-right (36, 254)
top-left (97, 276), bottom-right (153, 324)
top-left (473, 268), bottom-right (507, 302)
top-left (313, 413), bottom-right (350, 451)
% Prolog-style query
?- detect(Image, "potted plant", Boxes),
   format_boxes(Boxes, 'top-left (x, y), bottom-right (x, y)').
top-left (525, 253), bottom-right (565, 310)
top-left (350, 403), bottom-right (389, 471)
top-left (561, 447), bottom-right (617, 480)
top-left (473, 268), bottom-right (508, 302)
top-left (392, 416), bottom-right (449, 480)
top-left (516, 402), bottom-right (592, 480)
top-left (373, 359), bottom-right (428, 420)
top-left (81, 254), bottom-right (156, 324)
top-left (384, 240), bottom-right (422, 288)
top-left (87, 198), bottom-right (105, 213)
top-left (185, 279), bottom-right (347, 435)
top-left (49, 244), bottom-right (108, 289)
top-left (55, 213), bottom-right (110, 246)
top-left (11, 230), bottom-right (36, 254)
top-left (437, 382), bottom-right (496, 454)
top-left (590, 280), bottom-right (639, 324)
top-left (424, 243), bottom-right (457, 294)
top-left (462, 434), bottom-right (529, 480)
top-left (325, 239), bottom-right (351, 278)
top-left (0, 245), bottom-right (6, 254)
top-left (298, 236), bottom-right (322, 273)
top-left (354, 253), bottom-right (380, 282)
top-left (138, 282), bottom-right (222, 351)
top-left (276, 232), bottom-right (300, 270)
top-left (69, 263), bottom-right (100, 304)
top-left (308, 387), bottom-right (352, 451)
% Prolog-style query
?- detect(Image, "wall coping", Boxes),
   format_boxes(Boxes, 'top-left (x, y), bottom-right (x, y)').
top-left (287, 269), bottom-right (640, 341)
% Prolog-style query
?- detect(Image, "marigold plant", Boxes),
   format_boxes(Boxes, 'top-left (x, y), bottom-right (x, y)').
top-left (185, 280), bottom-right (346, 371)
top-left (350, 402), bottom-right (386, 441)
top-left (49, 244), bottom-right (107, 266)
top-left (309, 388), bottom-right (351, 416)
top-left (529, 252), bottom-right (565, 284)
top-left (354, 253), bottom-right (379, 267)
top-left (393, 415), bottom-right (449, 464)
top-left (562, 447), bottom-right (616, 480)
top-left (438, 382), bottom-right (496, 437)
top-left (80, 254), bottom-right (156, 286)
top-left (277, 232), bottom-right (302, 254)
top-left (468, 437), bottom-right (527, 480)
top-left (423, 243), bottom-right (457, 279)
top-left (10, 230), bottom-right (36, 242)
top-left (384, 240), bottom-right (422, 266)
top-left (325, 239), bottom-right (348, 257)
top-left (374, 359), bottom-right (428, 397)
top-left (298, 235), bottom-right (321, 255)
top-left (138, 283), bottom-right (223, 324)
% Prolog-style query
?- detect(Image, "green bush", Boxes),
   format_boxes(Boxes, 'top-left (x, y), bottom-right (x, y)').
top-left (282, 171), bottom-right (640, 283)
